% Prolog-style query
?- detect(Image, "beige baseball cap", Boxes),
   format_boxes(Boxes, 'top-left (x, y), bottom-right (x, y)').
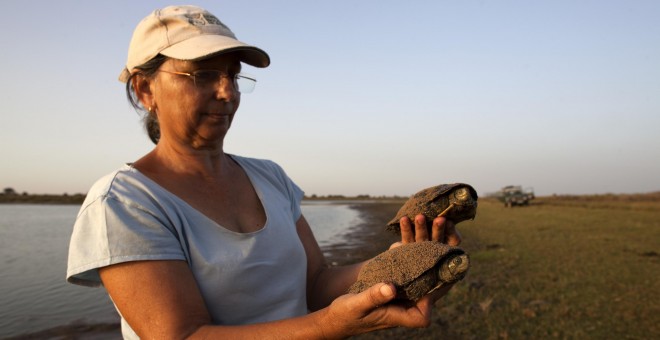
top-left (119, 5), bottom-right (270, 83)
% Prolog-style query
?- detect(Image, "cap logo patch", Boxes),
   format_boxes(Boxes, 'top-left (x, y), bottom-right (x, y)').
top-left (185, 13), bottom-right (227, 30)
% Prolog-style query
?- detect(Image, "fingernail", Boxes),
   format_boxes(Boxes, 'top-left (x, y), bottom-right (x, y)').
top-left (380, 284), bottom-right (394, 298)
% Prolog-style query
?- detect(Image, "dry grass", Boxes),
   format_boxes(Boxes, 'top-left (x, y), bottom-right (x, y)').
top-left (355, 196), bottom-right (660, 339)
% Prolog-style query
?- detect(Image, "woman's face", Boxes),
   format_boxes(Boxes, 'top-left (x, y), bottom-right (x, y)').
top-left (150, 53), bottom-right (242, 150)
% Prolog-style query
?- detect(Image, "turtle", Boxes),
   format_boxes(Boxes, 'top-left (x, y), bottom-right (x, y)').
top-left (387, 183), bottom-right (478, 235)
top-left (348, 241), bottom-right (469, 301)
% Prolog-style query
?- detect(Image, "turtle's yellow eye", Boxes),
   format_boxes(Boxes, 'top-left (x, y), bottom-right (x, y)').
top-left (454, 187), bottom-right (469, 201)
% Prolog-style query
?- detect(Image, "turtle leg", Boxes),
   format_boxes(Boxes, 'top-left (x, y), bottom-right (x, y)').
top-left (402, 270), bottom-right (437, 301)
top-left (425, 203), bottom-right (456, 237)
top-left (437, 203), bottom-right (455, 218)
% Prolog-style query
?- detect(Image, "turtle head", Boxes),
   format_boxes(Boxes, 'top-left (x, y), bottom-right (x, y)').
top-left (453, 187), bottom-right (477, 206)
top-left (437, 253), bottom-right (470, 283)
top-left (447, 186), bottom-right (478, 223)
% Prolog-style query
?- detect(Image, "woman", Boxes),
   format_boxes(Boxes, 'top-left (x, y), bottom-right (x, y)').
top-left (67, 5), bottom-right (461, 339)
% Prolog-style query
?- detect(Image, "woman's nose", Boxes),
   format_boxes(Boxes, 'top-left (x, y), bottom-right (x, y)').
top-left (215, 75), bottom-right (239, 100)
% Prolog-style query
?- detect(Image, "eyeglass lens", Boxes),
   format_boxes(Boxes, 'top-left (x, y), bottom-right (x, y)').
top-left (192, 71), bottom-right (255, 93)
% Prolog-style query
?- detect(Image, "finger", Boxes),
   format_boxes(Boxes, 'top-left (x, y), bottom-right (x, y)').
top-left (445, 221), bottom-right (462, 246)
top-left (414, 215), bottom-right (429, 242)
top-left (389, 241), bottom-right (403, 250)
top-left (431, 217), bottom-right (447, 242)
top-left (362, 283), bottom-right (396, 310)
top-left (399, 216), bottom-right (415, 244)
top-left (412, 295), bottom-right (434, 323)
top-left (404, 283), bottom-right (454, 320)
top-left (389, 294), bottom-right (433, 328)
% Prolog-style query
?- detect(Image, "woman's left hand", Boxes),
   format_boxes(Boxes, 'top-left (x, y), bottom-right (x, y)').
top-left (391, 214), bottom-right (462, 247)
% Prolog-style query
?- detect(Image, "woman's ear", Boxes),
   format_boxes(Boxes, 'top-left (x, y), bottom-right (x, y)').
top-left (132, 73), bottom-right (155, 110)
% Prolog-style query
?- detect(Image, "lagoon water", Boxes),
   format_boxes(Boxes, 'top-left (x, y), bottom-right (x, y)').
top-left (0, 202), bottom-right (362, 338)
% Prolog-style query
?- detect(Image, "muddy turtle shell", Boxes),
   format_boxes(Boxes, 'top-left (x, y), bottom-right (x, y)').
top-left (348, 241), bottom-right (468, 301)
top-left (387, 183), bottom-right (478, 234)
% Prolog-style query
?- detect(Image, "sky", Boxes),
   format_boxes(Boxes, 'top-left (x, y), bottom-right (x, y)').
top-left (1, 0), bottom-right (659, 197)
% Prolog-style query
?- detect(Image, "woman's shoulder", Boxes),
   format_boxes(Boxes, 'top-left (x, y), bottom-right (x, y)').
top-left (230, 154), bottom-right (284, 175)
top-left (80, 164), bottom-right (170, 211)
top-left (229, 154), bottom-right (302, 201)
top-left (230, 154), bottom-right (277, 166)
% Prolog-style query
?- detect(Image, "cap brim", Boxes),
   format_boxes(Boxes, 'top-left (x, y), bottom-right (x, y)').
top-left (160, 35), bottom-right (270, 68)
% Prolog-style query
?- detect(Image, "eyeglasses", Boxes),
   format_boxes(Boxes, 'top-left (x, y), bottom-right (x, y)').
top-left (157, 69), bottom-right (257, 93)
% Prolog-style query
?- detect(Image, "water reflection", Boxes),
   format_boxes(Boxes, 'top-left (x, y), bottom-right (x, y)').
top-left (0, 205), bottom-right (119, 338)
top-left (302, 201), bottom-right (363, 248)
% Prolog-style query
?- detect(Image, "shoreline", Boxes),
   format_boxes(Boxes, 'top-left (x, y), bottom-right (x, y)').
top-left (322, 202), bottom-right (401, 266)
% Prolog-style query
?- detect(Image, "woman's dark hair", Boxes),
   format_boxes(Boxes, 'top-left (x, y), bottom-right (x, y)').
top-left (125, 54), bottom-right (168, 144)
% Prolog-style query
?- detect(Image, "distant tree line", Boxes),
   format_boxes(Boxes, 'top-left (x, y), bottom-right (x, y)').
top-left (2, 187), bottom-right (412, 204)
top-left (1, 187), bottom-right (86, 204)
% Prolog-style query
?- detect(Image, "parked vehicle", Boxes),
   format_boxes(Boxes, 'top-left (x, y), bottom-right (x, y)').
top-left (496, 185), bottom-right (534, 207)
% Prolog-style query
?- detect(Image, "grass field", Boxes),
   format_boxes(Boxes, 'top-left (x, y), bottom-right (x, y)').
top-left (358, 195), bottom-right (659, 339)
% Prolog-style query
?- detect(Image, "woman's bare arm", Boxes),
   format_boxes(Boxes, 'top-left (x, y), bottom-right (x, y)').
top-left (98, 213), bottom-right (460, 339)
top-left (295, 215), bottom-right (366, 311)
top-left (100, 259), bottom-right (434, 339)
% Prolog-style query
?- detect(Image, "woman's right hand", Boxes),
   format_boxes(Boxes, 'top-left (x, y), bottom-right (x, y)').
top-left (319, 281), bottom-right (450, 338)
